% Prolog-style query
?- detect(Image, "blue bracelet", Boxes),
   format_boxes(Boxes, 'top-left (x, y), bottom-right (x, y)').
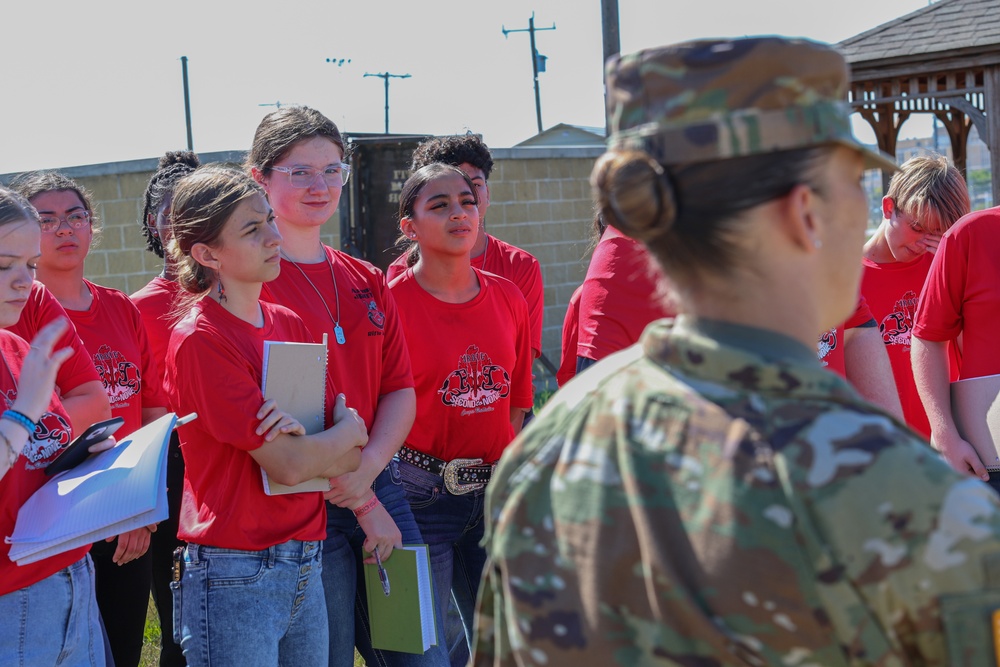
top-left (2, 410), bottom-right (36, 435)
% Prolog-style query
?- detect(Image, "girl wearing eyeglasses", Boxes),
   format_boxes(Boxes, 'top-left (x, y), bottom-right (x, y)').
top-left (0, 186), bottom-right (112, 666)
top-left (10, 171), bottom-right (169, 667)
top-left (247, 106), bottom-right (445, 667)
top-left (390, 163), bottom-right (533, 666)
top-left (163, 166), bottom-right (367, 665)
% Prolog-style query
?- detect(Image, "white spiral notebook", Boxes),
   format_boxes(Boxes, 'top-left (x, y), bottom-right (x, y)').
top-left (260, 336), bottom-right (330, 495)
top-left (7, 413), bottom-right (176, 565)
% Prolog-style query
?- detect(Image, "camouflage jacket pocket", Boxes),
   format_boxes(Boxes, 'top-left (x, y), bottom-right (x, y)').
top-left (941, 589), bottom-right (1000, 667)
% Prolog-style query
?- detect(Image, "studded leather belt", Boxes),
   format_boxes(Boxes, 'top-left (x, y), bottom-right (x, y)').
top-left (397, 446), bottom-right (496, 495)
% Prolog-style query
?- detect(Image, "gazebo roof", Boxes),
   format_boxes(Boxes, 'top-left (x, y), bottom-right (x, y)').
top-left (838, 0), bottom-right (1000, 74)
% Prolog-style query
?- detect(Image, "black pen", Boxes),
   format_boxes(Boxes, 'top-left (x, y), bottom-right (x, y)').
top-left (373, 546), bottom-right (390, 597)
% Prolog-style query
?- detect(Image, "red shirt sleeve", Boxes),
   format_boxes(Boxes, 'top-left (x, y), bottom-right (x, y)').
top-left (913, 230), bottom-right (966, 343)
top-left (7, 282), bottom-right (101, 394)
top-left (557, 286), bottom-right (583, 387)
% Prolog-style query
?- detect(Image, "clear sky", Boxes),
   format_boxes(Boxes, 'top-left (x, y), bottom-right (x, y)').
top-left (0, 0), bottom-right (930, 174)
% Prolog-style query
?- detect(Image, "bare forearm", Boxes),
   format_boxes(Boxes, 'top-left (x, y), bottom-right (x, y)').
top-left (511, 406), bottom-right (526, 435)
top-left (912, 337), bottom-right (958, 443)
top-left (362, 388), bottom-right (415, 474)
top-left (844, 327), bottom-right (904, 419)
top-left (59, 380), bottom-right (112, 432)
top-left (253, 424), bottom-right (363, 486)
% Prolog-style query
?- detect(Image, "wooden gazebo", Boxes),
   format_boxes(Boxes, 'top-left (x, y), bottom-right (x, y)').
top-left (838, 0), bottom-right (1000, 195)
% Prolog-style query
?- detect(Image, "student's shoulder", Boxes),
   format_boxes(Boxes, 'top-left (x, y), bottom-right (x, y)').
top-left (87, 280), bottom-right (140, 313)
top-left (488, 234), bottom-right (540, 271)
top-left (328, 247), bottom-right (386, 283)
top-left (479, 269), bottom-right (527, 306)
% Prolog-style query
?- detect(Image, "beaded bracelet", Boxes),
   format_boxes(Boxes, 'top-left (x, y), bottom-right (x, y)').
top-left (0, 430), bottom-right (17, 468)
top-left (1, 410), bottom-right (36, 436)
top-left (352, 495), bottom-right (381, 518)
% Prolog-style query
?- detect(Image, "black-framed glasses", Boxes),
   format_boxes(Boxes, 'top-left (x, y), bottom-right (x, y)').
top-left (270, 164), bottom-right (351, 188)
top-left (39, 210), bottom-right (91, 233)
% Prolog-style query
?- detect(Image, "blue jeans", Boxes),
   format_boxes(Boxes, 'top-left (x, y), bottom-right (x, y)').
top-left (0, 555), bottom-right (106, 666)
top-left (172, 540), bottom-right (327, 667)
top-left (396, 460), bottom-right (488, 667)
top-left (322, 462), bottom-right (448, 667)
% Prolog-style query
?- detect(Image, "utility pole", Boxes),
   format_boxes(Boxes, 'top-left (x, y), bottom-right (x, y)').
top-left (180, 56), bottom-right (193, 151)
top-left (601, 0), bottom-right (621, 136)
top-left (503, 13), bottom-right (556, 134)
top-left (364, 72), bottom-right (411, 134)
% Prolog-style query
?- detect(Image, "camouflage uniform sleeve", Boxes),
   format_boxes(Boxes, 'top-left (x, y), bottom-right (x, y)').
top-left (784, 409), bottom-right (1000, 666)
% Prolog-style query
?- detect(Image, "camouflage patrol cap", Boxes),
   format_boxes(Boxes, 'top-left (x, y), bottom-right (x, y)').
top-left (605, 36), bottom-right (897, 172)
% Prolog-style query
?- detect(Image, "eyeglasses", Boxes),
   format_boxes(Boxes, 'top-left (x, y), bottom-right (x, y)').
top-left (270, 164), bottom-right (351, 188)
top-left (39, 210), bottom-right (91, 233)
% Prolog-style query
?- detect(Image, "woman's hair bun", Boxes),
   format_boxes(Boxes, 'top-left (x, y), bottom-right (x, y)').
top-left (590, 150), bottom-right (677, 242)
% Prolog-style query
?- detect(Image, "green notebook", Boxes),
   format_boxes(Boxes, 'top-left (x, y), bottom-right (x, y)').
top-left (363, 544), bottom-right (438, 654)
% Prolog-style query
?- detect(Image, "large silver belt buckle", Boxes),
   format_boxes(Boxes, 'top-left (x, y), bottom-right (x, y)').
top-left (443, 457), bottom-right (487, 495)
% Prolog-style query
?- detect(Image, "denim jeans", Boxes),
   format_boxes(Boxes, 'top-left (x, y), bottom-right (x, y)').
top-left (323, 461), bottom-right (448, 667)
top-left (0, 555), bottom-right (105, 667)
top-left (172, 539), bottom-right (326, 667)
top-left (396, 460), bottom-right (488, 667)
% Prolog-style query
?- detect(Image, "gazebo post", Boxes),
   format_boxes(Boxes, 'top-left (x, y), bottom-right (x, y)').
top-left (985, 66), bottom-right (1000, 201)
top-left (860, 104), bottom-right (904, 193)
top-left (933, 108), bottom-right (971, 180)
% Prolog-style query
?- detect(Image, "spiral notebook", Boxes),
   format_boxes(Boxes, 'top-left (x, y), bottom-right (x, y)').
top-left (363, 544), bottom-right (438, 654)
top-left (7, 413), bottom-right (176, 564)
top-left (260, 336), bottom-right (330, 495)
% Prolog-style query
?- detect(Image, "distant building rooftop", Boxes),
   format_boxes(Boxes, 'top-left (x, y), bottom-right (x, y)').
top-left (514, 123), bottom-right (605, 148)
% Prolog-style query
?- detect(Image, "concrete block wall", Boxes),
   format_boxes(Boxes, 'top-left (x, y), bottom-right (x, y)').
top-left (1, 145), bottom-right (604, 387)
top-left (488, 147), bottom-right (603, 386)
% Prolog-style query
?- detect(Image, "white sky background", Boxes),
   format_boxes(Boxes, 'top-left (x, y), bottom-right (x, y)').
top-left (0, 0), bottom-right (930, 174)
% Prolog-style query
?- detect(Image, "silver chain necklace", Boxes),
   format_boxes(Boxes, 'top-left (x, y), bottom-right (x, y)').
top-left (280, 250), bottom-right (346, 345)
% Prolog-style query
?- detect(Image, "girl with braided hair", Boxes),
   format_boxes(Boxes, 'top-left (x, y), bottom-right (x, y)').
top-left (130, 150), bottom-right (200, 666)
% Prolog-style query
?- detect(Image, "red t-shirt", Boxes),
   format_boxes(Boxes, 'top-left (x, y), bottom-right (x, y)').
top-left (131, 276), bottom-right (182, 392)
top-left (860, 255), bottom-right (956, 438)
top-left (557, 285), bottom-right (583, 388)
top-left (577, 226), bottom-right (674, 362)
top-left (388, 234), bottom-right (544, 358)
top-left (389, 268), bottom-right (533, 463)
top-left (913, 208), bottom-right (1000, 380)
top-left (165, 298), bottom-right (329, 550)
top-left (261, 247), bottom-right (413, 430)
top-left (7, 282), bottom-right (101, 428)
top-left (818, 295), bottom-right (875, 377)
top-left (0, 330), bottom-right (82, 596)
top-left (66, 281), bottom-right (167, 437)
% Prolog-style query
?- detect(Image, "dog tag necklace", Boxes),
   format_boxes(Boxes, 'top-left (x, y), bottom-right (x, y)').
top-left (281, 250), bottom-right (346, 345)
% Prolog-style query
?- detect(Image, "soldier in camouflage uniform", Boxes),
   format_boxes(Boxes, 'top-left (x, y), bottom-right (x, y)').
top-left (472, 36), bottom-right (1000, 666)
